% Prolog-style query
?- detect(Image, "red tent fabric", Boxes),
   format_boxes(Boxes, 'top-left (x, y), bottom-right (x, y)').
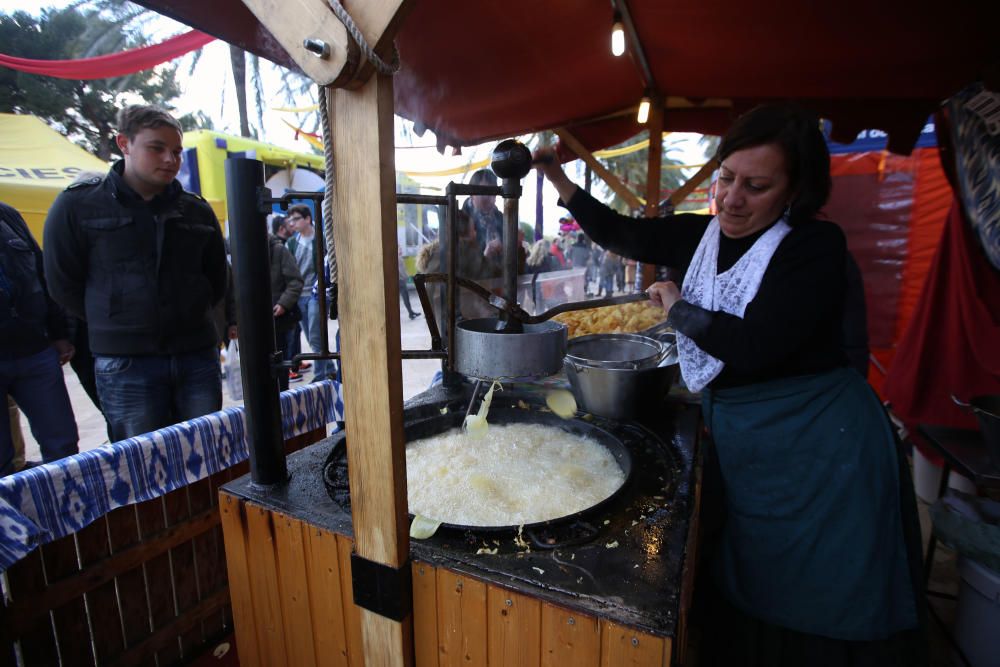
top-left (0, 30), bottom-right (214, 80)
top-left (883, 201), bottom-right (1000, 433)
top-left (132, 0), bottom-right (999, 155)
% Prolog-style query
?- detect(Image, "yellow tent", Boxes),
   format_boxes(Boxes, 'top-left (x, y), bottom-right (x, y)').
top-left (0, 114), bottom-right (111, 246)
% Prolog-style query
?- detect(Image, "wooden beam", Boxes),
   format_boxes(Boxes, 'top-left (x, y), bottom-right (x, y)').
top-left (330, 72), bottom-right (412, 666)
top-left (342, 0), bottom-right (414, 89)
top-left (239, 0), bottom-right (357, 86)
top-left (640, 102), bottom-right (664, 289)
top-left (668, 158), bottom-right (719, 208)
top-left (555, 128), bottom-right (643, 211)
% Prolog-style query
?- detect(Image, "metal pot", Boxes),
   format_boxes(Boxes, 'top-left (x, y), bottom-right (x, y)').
top-left (952, 394), bottom-right (1000, 468)
top-left (565, 334), bottom-right (679, 420)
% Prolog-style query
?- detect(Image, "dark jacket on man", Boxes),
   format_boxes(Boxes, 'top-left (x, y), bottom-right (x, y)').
top-left (0, 202), bottom-right (68, 360)
top-left (269, 234), bottom-right (303, 332)
top-left (43, 161), bottom-right (227, 356)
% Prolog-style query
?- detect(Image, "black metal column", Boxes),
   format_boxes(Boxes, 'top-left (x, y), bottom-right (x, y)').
top-left (225, 157), bottom-right (287, 486)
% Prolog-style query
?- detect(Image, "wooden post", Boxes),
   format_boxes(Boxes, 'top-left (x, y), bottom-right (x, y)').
top-left (667, 158), bottom-right (719, 208)
top-left (641, 102), bottom-right (664, 289)
top-left (555, 128), bottom-right (642, 211)
top-left (329, 72), bottom-right (412, 667)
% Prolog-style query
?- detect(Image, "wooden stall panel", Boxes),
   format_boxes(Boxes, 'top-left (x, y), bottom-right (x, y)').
top-left (435, 571), bottom-right (487, 667)
top-left (412, 562), bottom-right (439, 667)
top-left (219, 494), bottom-right (260, 667)
top-left (272, 511), bottom-right (318, 667)
top-left (44, 532), bottom-right (96, 665)
top-left (245, 502), bottom-right (290, 667)
top-left (304, 526), bottom-right (351, 667)
top-left (487, 586), bottom-right (541, 667)
top-left (599, 621), bottom-right (669, 667)
top-left (336, 534), bottom-right (366, 667)
top-left (540, 602), bottom-right (600, 667)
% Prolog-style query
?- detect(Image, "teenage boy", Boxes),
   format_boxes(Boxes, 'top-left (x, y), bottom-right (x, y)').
top-left (44, 105), bottom-right (227, 441)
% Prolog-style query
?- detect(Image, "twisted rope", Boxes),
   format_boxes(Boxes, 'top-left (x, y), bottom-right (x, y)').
top-left (326, 0), bottom-right (401, 76)
top-left (320, 87), bottom-right (337, 285)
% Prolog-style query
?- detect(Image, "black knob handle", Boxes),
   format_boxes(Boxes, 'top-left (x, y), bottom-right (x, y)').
top-left (491, 139), bottom-right (533, 180)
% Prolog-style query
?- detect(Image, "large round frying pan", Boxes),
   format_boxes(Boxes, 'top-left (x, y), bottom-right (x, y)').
top-left (323, 404), bottom-right (633, 535)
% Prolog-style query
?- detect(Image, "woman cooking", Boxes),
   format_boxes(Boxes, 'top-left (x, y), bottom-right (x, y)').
top-left (535, 104), bottom-right (926, 666)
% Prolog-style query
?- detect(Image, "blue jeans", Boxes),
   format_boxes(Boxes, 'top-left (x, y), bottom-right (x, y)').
top-left (299, 294), bottom-right (337, 381)
top-left (95, 348), bottom-right (222, 442)
top-left (1, 347), bottom-right (78, 475)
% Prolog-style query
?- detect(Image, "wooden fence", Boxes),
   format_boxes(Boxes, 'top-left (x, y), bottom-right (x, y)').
top-left (0, 427), bottom-right (325, 667)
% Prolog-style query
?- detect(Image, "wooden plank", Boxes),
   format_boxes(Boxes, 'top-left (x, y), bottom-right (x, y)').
top-left (244, 502), bottom-right (289, 667)
top-left (162, 484), bottom-right (201, 659)
top-left (2, 549), bottom-right (58, 665)
top-left (540, 603), bottom-right (600, 667)
top-left (106, 505), bottom-right (153, 655)
top-left (667, 159), bottom-right (718, 208)
top-left (435, 571), bottom-right (487, 667)
top-left (219, 492), bottom-right (260, 667)
top-left (555, 128), bottom-right (643, 211)
top-left (238, 0), bottom-right (357, 86)
top-left (43, 534), bottom-right (94, 665)
top-left (336, 534), bottom-right (366, 667)
top-left (411, 562), bottom-right (438, 667)
top-left (134, 496), bottom-right (180, 664)
top-left (487, 586), bottom-right (541, 667)
top-left (331, 69), bottom-right (411, 667)
top-left (73, 513), bottom-right (122, 665)
top-left (599, 621), bottom-right (667, 667)
top-left (189, 475), bottom-right (226, 643)
top-left (272, 511), bottom-right (318, 667)
top-left (304, 526), bottom-right (350, 667)
top-left (641, 103), bottom-right (664, 290)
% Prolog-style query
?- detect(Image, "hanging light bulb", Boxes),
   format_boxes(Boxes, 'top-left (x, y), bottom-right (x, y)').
top-left (611, 11), bottom-right (625, 56)
top-left (637, 92), bottom-right (651, 124)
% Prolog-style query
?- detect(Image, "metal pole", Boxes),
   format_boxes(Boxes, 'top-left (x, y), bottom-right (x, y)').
top-left (225, 157), bottom-right (287, 486)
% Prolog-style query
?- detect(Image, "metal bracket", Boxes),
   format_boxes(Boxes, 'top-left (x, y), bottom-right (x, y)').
top-left (350, 553), bottom-right (413, 622)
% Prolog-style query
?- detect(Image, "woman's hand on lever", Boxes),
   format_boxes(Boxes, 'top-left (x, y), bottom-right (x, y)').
top-left (646, 281), bottom-right (682, 317)
top-left (532, 146), bottom-right (579, 204)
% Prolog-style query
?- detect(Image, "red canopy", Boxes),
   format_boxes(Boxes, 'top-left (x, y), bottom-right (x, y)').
top-left (134, 0), bottom-right (998, 154)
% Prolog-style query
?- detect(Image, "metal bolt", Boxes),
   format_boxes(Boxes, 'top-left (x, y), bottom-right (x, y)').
top-left (303, 38), bottom-right (331, 59)
top-left (505, 599), bottom-right (512, 607)
top-left (567, 617), bottom-right (575, 626)
top-left (631, 637), bottom-right (639, 647)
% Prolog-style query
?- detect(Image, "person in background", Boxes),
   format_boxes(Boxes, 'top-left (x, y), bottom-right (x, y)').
top-left (398, 247), bottom-right (421, 320)
top-left (271, 214), bottom-right (292, 242)
top-left (1, 201), bottom-right (78, 475)
top-left (597, 250), bottom-right (619, 298)
top-left (284, 204), bottom-right (326, 382)
top-left (549, 237), bottom-right (568, 268)
top-left (461, 168), bottom-right (503, 253)
top-left (269, 233), bottom-right (303, 390)
top-left (534, 103), bottom-right (926, 665)
top-left (526, 239), bottom-right (558, 274)
top-left (44, 105), bottom-right (227, 442)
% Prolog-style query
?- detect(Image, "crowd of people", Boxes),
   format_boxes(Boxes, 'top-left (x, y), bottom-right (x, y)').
top-left (0, 104), bottom-right (341, 475)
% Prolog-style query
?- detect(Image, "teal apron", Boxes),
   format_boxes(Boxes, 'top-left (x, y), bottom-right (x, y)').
top-left (702, 368), bottom-right (918, 640)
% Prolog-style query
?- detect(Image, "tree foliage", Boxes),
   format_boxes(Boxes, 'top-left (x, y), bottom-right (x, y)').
top-left (0, 6), bottom-right (193, 160)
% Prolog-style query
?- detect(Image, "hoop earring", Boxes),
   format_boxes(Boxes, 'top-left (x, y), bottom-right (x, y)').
top-left (782, 202), bottom-right (792, 219)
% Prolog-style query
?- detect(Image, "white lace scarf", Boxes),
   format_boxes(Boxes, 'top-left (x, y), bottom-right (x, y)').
top-left (677, 217), bottom-right (792, 391)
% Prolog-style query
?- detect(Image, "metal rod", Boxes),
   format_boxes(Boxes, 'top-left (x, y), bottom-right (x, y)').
top-left (225, 157), bottom-right (287, 487)
top-left (446, 183), bottom-right (502, 197)
top-left (444, 186), bottom-right (460, 379)
top-left (502, 194), bottom-right (519, 312)
top-left (396, 193), bottom-right (448, 206)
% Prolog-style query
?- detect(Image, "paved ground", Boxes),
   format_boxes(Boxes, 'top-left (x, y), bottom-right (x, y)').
top-left (17, 288), bottom-right (438, 460)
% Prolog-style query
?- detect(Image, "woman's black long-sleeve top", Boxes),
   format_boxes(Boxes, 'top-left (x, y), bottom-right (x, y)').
top-left (566, 189), bottom-right (849, 389)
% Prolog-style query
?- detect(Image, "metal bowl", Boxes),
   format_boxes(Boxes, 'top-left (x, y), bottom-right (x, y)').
top-left (454, 317), bottom-right (566, 379)
top-left (565, 333), bottom-right (666, 370)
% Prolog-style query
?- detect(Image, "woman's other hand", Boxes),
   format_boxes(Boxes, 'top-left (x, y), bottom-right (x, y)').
top-left (646, 281), bottom-right (682, 316)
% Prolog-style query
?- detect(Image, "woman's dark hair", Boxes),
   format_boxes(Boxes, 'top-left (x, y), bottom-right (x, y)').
top-left (717, 103), bottom-right (831, 223)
